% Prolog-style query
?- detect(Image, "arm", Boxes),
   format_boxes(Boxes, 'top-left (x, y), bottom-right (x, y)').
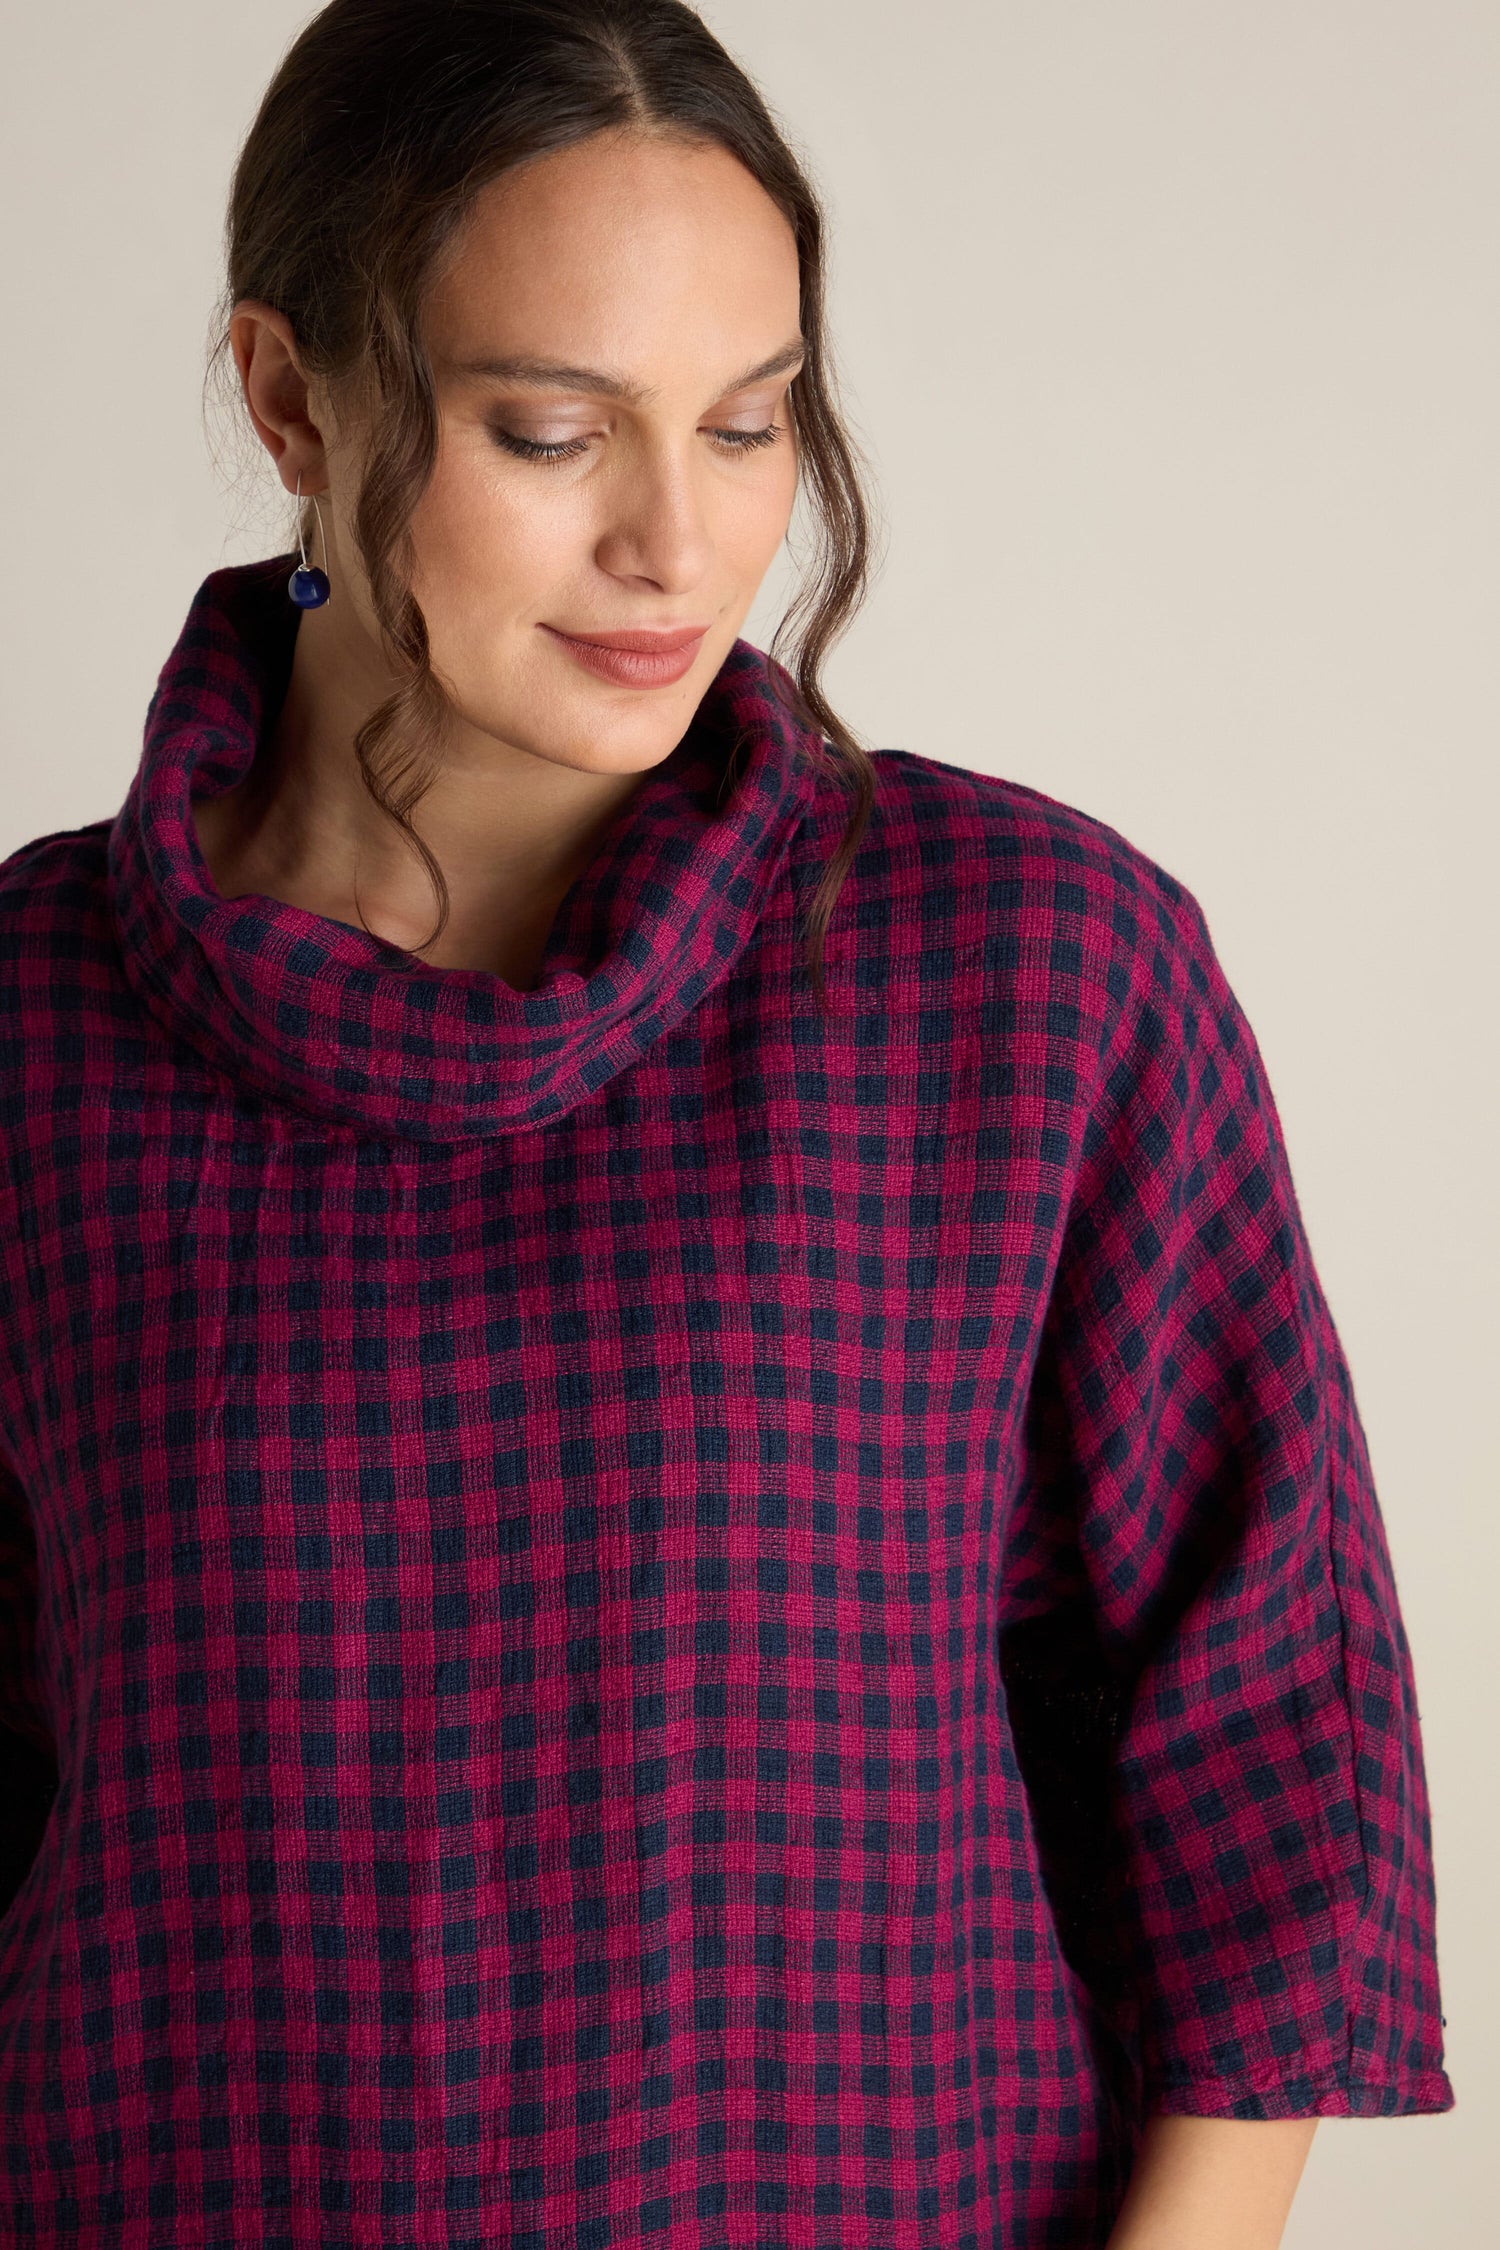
top-left (997, 874), bottom-right (1454, 2145)
top-left (1104, 2116), bottom-right (1318, 2250)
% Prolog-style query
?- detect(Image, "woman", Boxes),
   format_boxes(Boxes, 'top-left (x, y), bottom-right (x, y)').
top-left (0, 3), bottom-right (1454, 2246)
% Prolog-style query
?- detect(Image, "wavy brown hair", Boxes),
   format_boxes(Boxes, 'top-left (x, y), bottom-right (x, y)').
top-left (205, 0), bottom-right (878, 1013)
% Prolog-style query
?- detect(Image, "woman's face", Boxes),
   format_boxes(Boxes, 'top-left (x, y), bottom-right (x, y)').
top-left (320, 128), bottom-right (804, 778)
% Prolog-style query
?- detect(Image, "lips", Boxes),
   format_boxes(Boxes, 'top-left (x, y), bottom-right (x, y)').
top-left (556, 626), bottom-right (708, 652)
top-left (540, 622), bottom-right (709, 689)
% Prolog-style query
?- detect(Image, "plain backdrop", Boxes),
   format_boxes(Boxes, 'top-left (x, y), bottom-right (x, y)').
top-left (1, 4), bottom-right (1495, 2242)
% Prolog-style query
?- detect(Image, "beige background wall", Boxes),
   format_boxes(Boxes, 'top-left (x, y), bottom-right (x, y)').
top-left (2, 4), bottom-right (1493, 2241)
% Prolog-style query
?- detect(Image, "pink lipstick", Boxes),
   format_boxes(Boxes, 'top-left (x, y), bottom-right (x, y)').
top-left (541, 622), bottom-right (709, 689)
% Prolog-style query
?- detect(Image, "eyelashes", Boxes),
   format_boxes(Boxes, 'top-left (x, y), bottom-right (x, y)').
top-left (490, 423), bottom-right (785, 464)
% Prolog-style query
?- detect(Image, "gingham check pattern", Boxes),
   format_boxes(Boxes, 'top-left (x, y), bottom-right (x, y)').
top-left (0, 555), bottom-right (1453, 2248)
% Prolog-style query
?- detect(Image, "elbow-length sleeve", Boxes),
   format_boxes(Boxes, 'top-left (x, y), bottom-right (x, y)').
top-left (996, 879), bottom-right (1456, 2123)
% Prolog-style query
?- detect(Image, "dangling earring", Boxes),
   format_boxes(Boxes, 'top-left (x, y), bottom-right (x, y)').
top-left (287, 469), bottom-right (331, 608)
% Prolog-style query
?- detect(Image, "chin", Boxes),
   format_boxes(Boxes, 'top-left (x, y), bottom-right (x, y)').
top-left (554, 688), bottom-right (703, 767)
top-left (508, 712), bottom-right (686, 779)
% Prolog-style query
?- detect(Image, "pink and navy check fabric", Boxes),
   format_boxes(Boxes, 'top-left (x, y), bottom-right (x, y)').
top-left (0, 554), bottom-right (1454, 2248)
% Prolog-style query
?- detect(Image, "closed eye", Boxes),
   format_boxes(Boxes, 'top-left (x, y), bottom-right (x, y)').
top-left (708, 424), bottom-right (782, 453)
top-left (490, 422), bottom-right (785, 464)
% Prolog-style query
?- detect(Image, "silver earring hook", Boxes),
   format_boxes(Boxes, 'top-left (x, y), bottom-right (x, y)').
top-left (293, 468), bottom-right (326, 572)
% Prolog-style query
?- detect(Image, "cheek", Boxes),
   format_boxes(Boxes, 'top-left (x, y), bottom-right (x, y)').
top-left (720, 456), bottom-right (800, 579)
top-left (416, 443), bottom-right (586, 605)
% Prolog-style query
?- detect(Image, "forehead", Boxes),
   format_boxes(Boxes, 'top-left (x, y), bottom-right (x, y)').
top-left (424, 130), bottom-right (800, 380)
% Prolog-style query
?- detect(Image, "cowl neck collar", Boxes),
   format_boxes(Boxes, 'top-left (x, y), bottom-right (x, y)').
top-left (107, 551), bottom-right (823, 1143)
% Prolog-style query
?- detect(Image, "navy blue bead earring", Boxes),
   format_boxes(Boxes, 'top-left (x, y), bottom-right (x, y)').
top-left (287, 470), bottom-right (331, 608)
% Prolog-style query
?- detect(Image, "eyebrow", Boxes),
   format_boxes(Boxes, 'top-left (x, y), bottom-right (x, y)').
top-left (436, 336), bottom-right (807, 403)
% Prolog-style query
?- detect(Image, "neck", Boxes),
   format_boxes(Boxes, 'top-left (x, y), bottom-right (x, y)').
top-left (191, 599), bottom-right (656, 981)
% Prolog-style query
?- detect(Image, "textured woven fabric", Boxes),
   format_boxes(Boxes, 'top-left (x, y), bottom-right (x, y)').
top-left (0, 553), bottom-right (1454, 2249)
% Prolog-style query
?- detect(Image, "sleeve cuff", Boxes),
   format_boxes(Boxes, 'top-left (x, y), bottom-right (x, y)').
top-left (1142, 2068), bottom-right (1457, 2120)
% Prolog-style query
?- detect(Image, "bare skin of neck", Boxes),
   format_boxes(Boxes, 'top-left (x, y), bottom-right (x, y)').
top-left (190, 622), bottom-right (649, 992)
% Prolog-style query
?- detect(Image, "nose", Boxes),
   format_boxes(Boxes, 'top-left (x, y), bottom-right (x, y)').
top-left (593, 436), bottom-right (714, 599)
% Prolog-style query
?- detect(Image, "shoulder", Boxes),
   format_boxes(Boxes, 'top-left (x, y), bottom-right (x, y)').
top-left (0, 819), bottom-right (114, 949)
top-left (849, 751), bottom-right (1269, 1159)
top-left (0, 821), bottom-right (118, 1046)
top-left (859, 746), bottom-right (1219, 993)
top-left (0, 822), bottom-right (118, 1163)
